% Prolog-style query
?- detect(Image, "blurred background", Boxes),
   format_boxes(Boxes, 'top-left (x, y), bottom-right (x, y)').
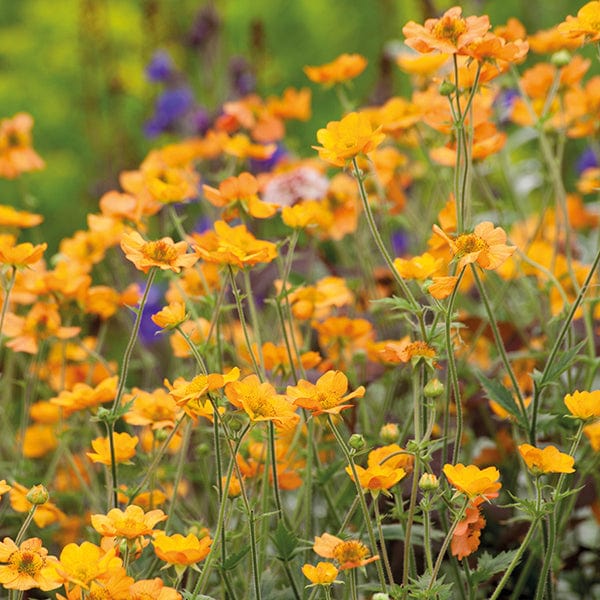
top-left (0, 0), bottom-right (591, 250)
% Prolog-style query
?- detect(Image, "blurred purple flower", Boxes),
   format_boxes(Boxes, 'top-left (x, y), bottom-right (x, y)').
top-left (391, 230), bottom-right (409, 256)
top-left (577, 147), bottom-right (598, 175)
top-left (193, 215), bottom-right (214, 234)
top-left (192, 107), bottom-right (212, 135)
top-left (229, 56), bottom-right (256, 97)
top-left (137, 284), bottom-right (164, 345)
top-left (189, 4), bottom-right (221, 49)
top-left (249, 144), bottom-right (288, 174)
top-left (144, 87), bottom-right (195, 137)
top-left (146, 50), bottom-right (176, 83)
top-left (495, 88), bottom-right (519, 125)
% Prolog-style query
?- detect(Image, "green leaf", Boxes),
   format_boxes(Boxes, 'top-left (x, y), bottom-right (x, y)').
top-left (477, 373), bottom-right (527, 429)
top-left (370, 295), bottom-right (414, 313)
top-left (271, 520), bottom-right (299, 561)
top-left (471, 550), bottom-right (520, 585)
top-left (221, 545), bottom-right (250, 570)
top-left (541, 340), bottom-right (587, 386)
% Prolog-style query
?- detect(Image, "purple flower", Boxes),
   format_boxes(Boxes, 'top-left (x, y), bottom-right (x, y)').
top-left (144, 87), bottom-right (195, 137)
top-left (577, 147), bottom-right (598, 175)
top-left (192, 107), bottom-right (212, 135)
top-left (248, 144), bottom-right (288, 174)
top-left (391, 230), bottom-right (409, 256)
top-left (495, 88), bottom-right (519, 125)
top-left (136, 284), bottom-right (165, 346)
top-left (229, 56), bottom-right (256, 97)
top-left (145, 50), bottom-right (175, 83)
top-left (189, 4), bottom-right (221, 49)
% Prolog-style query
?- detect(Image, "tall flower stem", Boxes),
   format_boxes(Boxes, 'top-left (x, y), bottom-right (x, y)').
top-left (0, 266), bottom-right (16, 342)
top-left (14, 506), bottom-right (37, 545)
top-left (327, 415), bottom-right (387, 593)
top-left (373, 498), bottom-right (394, 584)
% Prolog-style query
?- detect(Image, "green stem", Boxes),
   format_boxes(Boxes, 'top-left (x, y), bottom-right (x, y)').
top-left (373, 498), bottom-right (395, 584)
top-left (14, 506), bottom-right (37, 545)
top-left (0, 266), bottom-right (17, 341)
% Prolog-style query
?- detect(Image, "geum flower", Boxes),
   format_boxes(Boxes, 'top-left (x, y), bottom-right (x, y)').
top-left (120, 231), bottom-right (198, 273)
top-left (0, 241), bottom-right (46, 268)
top-left (304, 53), bottom-right (367, 85)
top-left (57, 541), bottom-right (122, 590)
top-left (564, 390), bottom-right (600, 421)
top-left (313, 111), bottom-right (385, 167)
top-left (0, 537), bottom-right (61, 591)
top-left (301, 562), bottom-right (339, 586)
top-left (451, 505), bottom-right (486, 560)
top-left (91, 505), bottom-right (167, 540)
top-left (0, 113), bottom-right (45, 179)
top-left (191, 220), bottom-right (277, 268)
top-left (225, 375), bottom-right (299, 429)
top-left (286, 370), bottom-right (365, 416)
top-left (433, 221), bottom-right (516, 271)
top-left (86, 432), bottom-right (138, 465)
top-left (402, 6), bottom-right (490, 55)
top-left (313, 533), bottom-right (379, 570)
top-left (203, 171), bottom-right (278, 220)
top-left (443, 463), bottom-right (501, 501)
top-left (518, 444), bottom-right (575, 475)
top-left (152, 532), bottom-right (211, 569)
top-left (345, 463), bottom-right (407, 496)
top-left (558, 1), bottom-right (600, 43)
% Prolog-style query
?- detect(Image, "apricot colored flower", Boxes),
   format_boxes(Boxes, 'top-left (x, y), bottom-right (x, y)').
top-left (0, 241), bottom-right (46, 269)
top-left (91, 505), bottom-right (167, 539)
top-left (443, 463), bottom-right (501, 500)
top-left (313, 316), bottom-right (374, 367)
top-left (86, 432), bottom-right (138, 465)
top-left (167, 368), bottom-right (240, 407)
top-left (191, 220), bottom-right (277, 268)
top-left (0, 537), bottom-right (61, 591)
top-left (394, 252), bottom-right (443, 280)
top-left (529, 26), bottom-right (585, 53)
top-left (50, 375), bottom-right (118, 416)
top-left (380, 338), bottom-right (437, 366)
top-left (0, 481), bottom-right (10, 498)
top-left (286, 370), bottom-right (365, 416)
top-left (346, 463), bottom-right (406, 495)
top-left (396, 52), bottom-right (450, 76)
top-left (433, 221), bottom-right (516, 271)
top-left (314, 112), bottom-right (385, 167)
top-left (584, 421), bottom-right (600, 451)
top-left (0, 204), bottom-right (43, 228)
top-left (22, 423), bottom-right (58, 458)
top-left (428, 276), bottom-right (458, 300)
top-left (226, 374), bottom-right (299, 428)
top-left (304, 53), bottom-right (367, 85)
top-left (564, 390), bottom-right (600, 420)
top-left (58, 541), bottom-right (122, 589)
top-left (313, 533), bottom-right (379, 570)
top-left (151, 302), bottom-right (188, 330)
top-left (558, 1), bottom-right (600, 42)
top-left (281, 276), bottom-right (354, 321)
top-left (451, 505), bottom-right (485, 560)
top-left (518, 444), bottom-right (575, 475)
top-left (0, 113), bottom-right (45, 179)
top-left (152, 533), bottom-right (211, 567)
top-left (130, 578), bottom-right (182, 600)
top-left (222, 133), bottom-right (277, 160)
top-left (121, 231), bottom-right (198, 274)
top-left (302, 562), bottom-right (339, 585)
top-left (203, 172), bottom-right (277, 221)
top-left (403, 7), bottom-right (490, 55)
top-left (281, 200), bottom-right (333, 231)
top-left (368, 444), bottom-right (414, 472)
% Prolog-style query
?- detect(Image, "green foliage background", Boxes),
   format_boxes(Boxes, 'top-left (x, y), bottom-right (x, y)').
top-left (0, 0), bottom-right (589, 250)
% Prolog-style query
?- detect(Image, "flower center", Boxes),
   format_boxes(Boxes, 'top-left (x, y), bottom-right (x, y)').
top-left (454, 233), bottom-right (487, 256)
top-left (432, 16), bottom-right (467, 44)
top-left (332, 540), bottom-right (369, 565)
top-left (316, 390), bottom-right (339, 409)
top-left (141, 240), bottom-right (179, 263)
top-left (9, 550), bottom-right (44, 576)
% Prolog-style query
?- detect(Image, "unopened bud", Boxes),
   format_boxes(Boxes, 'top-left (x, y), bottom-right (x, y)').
top-left (154, 428), bottom-right (169, 443)
top-left (26, 484), bottom-right (49, 505)
top-left (551, 50), bottom-right (571, 68)
top-left (348, 434), bottom-right (366, 451)
top-left (439, 80), bottom-right (456, 96)
top-left (424, 378), bottom-right (444, 398)
top-left (379, 423), bottom-right (400, 444)
top-left (372, 593), bottom-right (391, 600)
top-left (419, 473), bottom-right (439, 492)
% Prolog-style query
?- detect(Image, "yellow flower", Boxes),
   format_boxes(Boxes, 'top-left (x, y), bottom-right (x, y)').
top-left (443, 463), bottom-right (501, 500)
top-left (153, 532), bottom-right (212, 569)
top-left (313, 112), bottom-right (385, 167)
top-left (518, 444), bottom-right (575, 475)
top-left (304, 53), bottom-right (367, 85)
top-left (0, 537), bottom-right (61, 591)
top-left (58, 541), bottom-right (122, 589)
top-left (584, 421), bottom-right (600, 451)
top-left (301, 561), bottom-right (339, 586)
top-left (120, 231), bottom-right (198, 273)
top-left (91, 505), bottom-right (167, 539)
top-left (558, 1), bottom-right (600, 42)
top-left (86, 432), bottom-right (138, 465)
top-left (564, 390), bottom-right (600, 421)
top-left (345, 463), bottom-right (407, 495)
top-left (393, 252), bottom-right (443, 280)
top-left (151, 302), bottom-right (189, 330)
top-left (0, 241), bottom-right (46, 268)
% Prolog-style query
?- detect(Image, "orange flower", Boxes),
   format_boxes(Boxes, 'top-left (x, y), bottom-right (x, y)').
top-left (403, 7), bottom-right (490, 55)
top-left (558, 1), bottom-right (600, 43)
top-left (301, 562), bottom-right (339, 586)
top-left (222, 133), bottom-right (277, 160)
top-left (314, 112), bottom-right (385, 167)
top-left (225, 374), bottom-right (299, 428)
top-left (313, 533), bottom-right (379, 570)
top-left (281, 276), bottom-right (354, 321)
top-left (281, 200), bottom-right (333, 231)
top-left (433, 221), bottom-right (516, 271)
top-left (120, 231), bottom-right (198, 273)
top-left (380, 338), bottom-right (437, 366)
top-left (584, 421), bottom-right (600, 451)
top-left (517, 444), bottom-right (575, 475)
top-left (0, 537), bottom-right (61, 591)
top-left (50, 376), bottom-right (118, 417)
top-left (58, 541), bottom-right (122, 589)
top-left (167, 368), bottom-right (240, 407)
top-left (529, 26), bottom-right (585, 53)
top-left (0, 481), bottom-right (10, 498)
top-left (203, 172), bottom-right (278, 220)
top-left (152, 533), bottom-right (212, 567)
top-left (86, 432), bottom-right (138, 465)
top-left (0, 204), bottom-right (43, 228)
top-left (443, 463), bottom-right (501, 501)
top-left (151, 302), bottom-right (188, 330)
top-left (22, 423), bottom-right (58, 458)
top-left (393, 252), bottom-right (443, 280)
top-left (368, 444), bottom-right (414, 473)
top-left (396, 52), bottom-right (450, 76)
top-left (428, 276), bottom-right (458, 300)
top-left (304, 53), bottom-right (367, 85)
top-left (564, 390), bottom-right (600, 421)
top-left (451, 505), bottom-right (486, 560)
top-left (0, 113), bottom-right (45, 179)
top-left (313, 316), bottom-right (374, 367)
top-left (345, 463), bottom-right (407, 495)
top-left (91, 505), bottom-right (167, 539)
top-left (286, 370), bottom-right (365, 416)
top-left (191, 220), bottom-right (277, 268)
top-left (130, 578), bottom-right (182, 600)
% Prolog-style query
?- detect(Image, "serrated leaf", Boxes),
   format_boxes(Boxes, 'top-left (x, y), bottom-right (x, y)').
top-left (221, 545), bottom-right (250, 570)
top-left (271, 520), bottom-right (299, 561)
top-left (370, 295), bottom-right (414, 313)
top-left (471, 550), bottom-right (520, 585)
top-left (541, 340), bottom-right (586, 386)
top-left (477, 373), bottom-right (527, 429)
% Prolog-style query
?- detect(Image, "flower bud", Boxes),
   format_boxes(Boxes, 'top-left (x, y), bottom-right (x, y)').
top-left (348, 433), bottom-right (366, 451)
top-left (379, 423), bottom-right (400, 444)
top-left (372, 594), bottom-right (391, 600)
top-left (551, 50), bottom-right (571, 68)
top-left (424, 378), bottom-right (444, 399)
top-left (439, 80), bottom-right (456, 97)
top-left (26, 484), bottom-right (49, 505)
top-left (419, 473), bottom-right (439, 492)
top-left (154, 428), bottom-right (169, 443)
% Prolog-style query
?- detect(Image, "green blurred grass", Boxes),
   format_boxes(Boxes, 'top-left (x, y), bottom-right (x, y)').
top-left (0, 0), bottom-right (592, 250)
